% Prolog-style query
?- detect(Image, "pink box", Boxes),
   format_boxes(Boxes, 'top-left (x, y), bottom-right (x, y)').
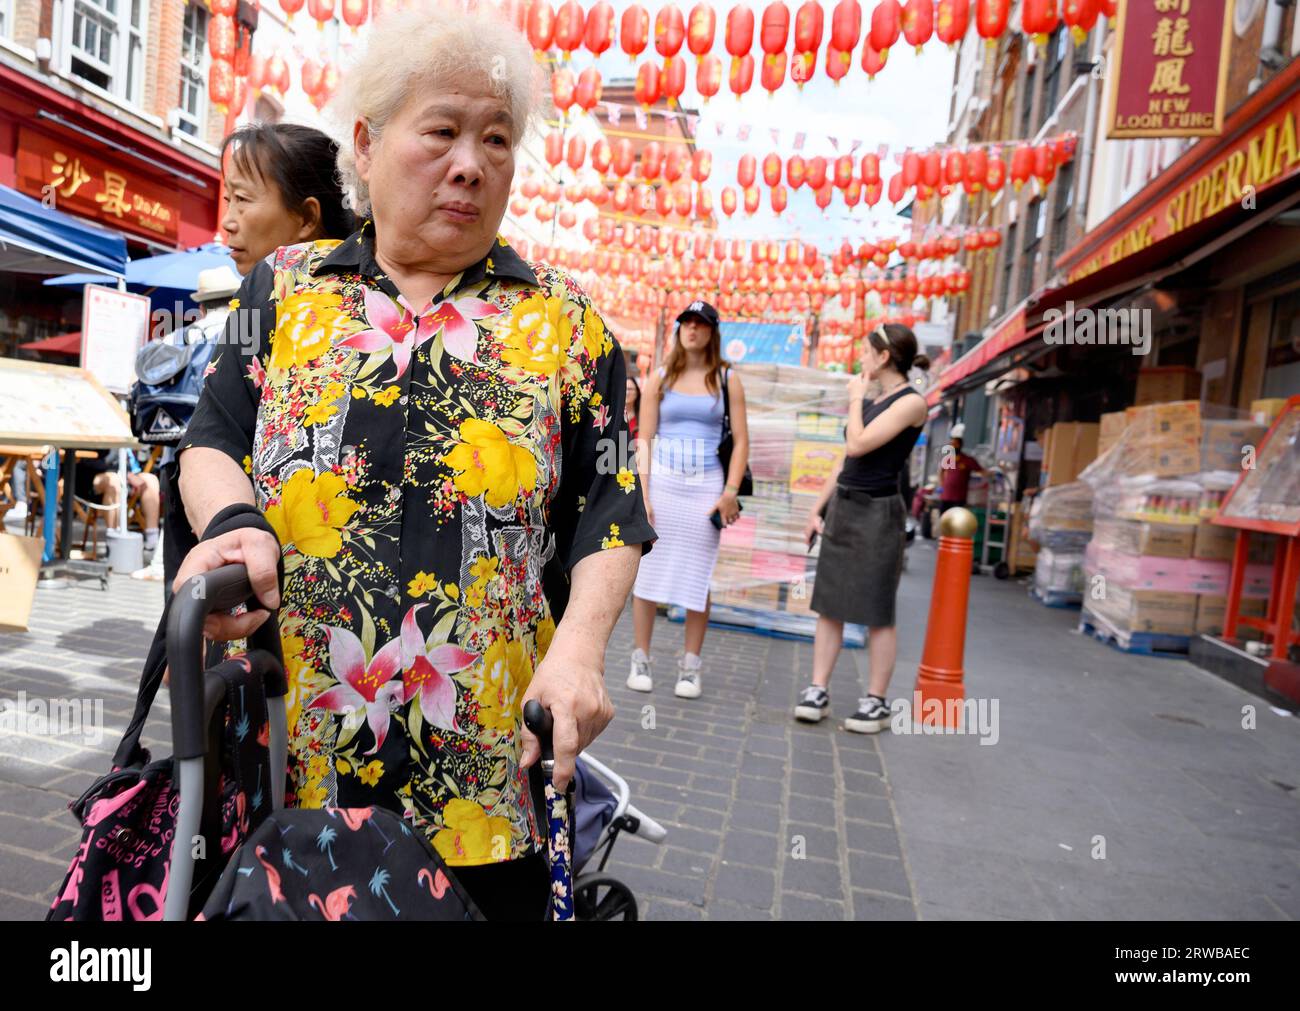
top-left (1085, 543), bottom-right (1272, 597)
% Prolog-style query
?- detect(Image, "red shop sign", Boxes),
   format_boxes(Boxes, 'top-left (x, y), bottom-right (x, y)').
top-left (15, 127), bottom-right (179, 242)
top-left (1107, 0), bottom-right (1234, 139)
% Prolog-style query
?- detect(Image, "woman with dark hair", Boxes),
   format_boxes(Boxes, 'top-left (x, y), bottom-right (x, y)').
top-left (155, 124), bottom-right (356, 590)
top-left (796, 324), bottom-right (930, 732)
top-left (219, 123), bottom-right (357, 275)
top-left (629, 301), bottom-right (749, 700)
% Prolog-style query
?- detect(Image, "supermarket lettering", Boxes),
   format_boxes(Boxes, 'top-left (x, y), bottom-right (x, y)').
top-left (890, 693), bottom-right (1000, 746)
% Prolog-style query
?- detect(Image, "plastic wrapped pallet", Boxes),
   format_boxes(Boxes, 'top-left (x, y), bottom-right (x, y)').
top-left (1027, 481), bottom-right (1094, 553)
top-left (1033, 547), bottom-right (1085, 605)
top-left (697, 362), bottom-right (871, 645)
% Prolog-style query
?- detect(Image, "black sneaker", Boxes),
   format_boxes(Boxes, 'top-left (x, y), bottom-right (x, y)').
top-left (845, 696), bottom-right (893, 734)
top-left (794, 685), bottom-right (830, 722)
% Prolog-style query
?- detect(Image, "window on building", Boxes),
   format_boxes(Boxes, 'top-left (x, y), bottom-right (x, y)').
top-left (1019, 68), bottom-right (1036, 139)
top-left (176, 2), bottom-right (208, 137)
top-left (66, 0), bottom-right (147, 104)
top-left (1, 0), bottom-right (11, 38)
top-left (1021, 199), bottom-right (1044, 300)
top-left (1040, 28), bottom-right (1067, 129)
top-left (1001, 221), bottom-right (1018, 312)
top-left (1050, 161), bottom-right (1075, 263)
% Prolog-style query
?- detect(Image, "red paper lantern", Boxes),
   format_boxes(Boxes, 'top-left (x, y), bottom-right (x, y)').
top-left (860, 152), bottom-right (881, 186)
top-left (743, 187), bottom-right (760, 214)
top-left (559, 208), bottom-right (577, 229)
top-left (726, 4), bottom-right (755, 62)
top-left (760, 2), bottom-right (790, 54)
top-left (655, 185), bottom-right (673, 217)
top-left (761, 51), bottom-right (787, 94)
top-left (692, 150), bottom-right (712, 183)
top-left (844, 179), bottom-right (862, 207)
top-left (1054, 132), bottom-right (1078, 164)
top-left (985, 153), bottom-right (1006, 191)
top-left (208, 14), bottom-right (236, 61)
top-left (937, 0), bottom-right (970, 46)
top-left (729, 53), bottom-right (755, 95)
top-left (663, 146), bottom-right (686, 183)
top-left (634, 62), bottom-right (662, 106)
top-left (566, 135), bottom-right (587, 172)
top-left (1033, 143), bottom-right (1057, 184)
top-left (922, 151), bottom-right (941, 188)
top-left (266, 52), bottom-right (290, 95)
top-left (697, 54), bottom-right (722, 100)
top-left (674, 182), bottom-right (692, 217)
top-left (964, 147), bottom-right (987, 194)
top-left (981, 228), bottom-right (1001, 248)
top-left (770, 185), bottom-right (788, 214)
top-left (585, 1), bottom-right (615, 55)
top-left (1099, 0), bottom-right (1117, 19)
top-left (307, 0), bottom-right (335, 29)
top-left (826, 46), bottom-right (851, 84)
top-left (341, 0), bottom-right (368, 31)
top-left (901, 0), bottom-right (933, 50)
top-left (786, 156), bottom-right (806, 189)
top-left (794, 1), bottom-right (825, 54)
top-left (662, 57), bottom-right (686, 104)
top-left (575, 67), bottom-right (602, 111)
top-left (551, 67), bottom-right (575, 112)
top-left (888, 172), bottom-right (905, 204)
top-left (832, 0), bottom-right (863, 50)
top-left (527, 1), bottom-right (556, 51)
top-left (721, 188), bottom-right (737, 217)
top-left (737, 153), bottom-right (757, 188)
top-left (209, 58), bottom-right (235, 107)
top-left (1022, 0), bottom-right (1058, 40)
top-left (944, 150), bottom-right (965, 185)
top-left (861, 44), bottom-right (888, 78)
top-left (901, 151), bottom-right (920, 188)
top-left (1062, 0), bottom-right (1098, 44)
top-left (688, 3), bottom-right (716, 57)
top-left (621, 5), bottom-right (649, 59)
top-left (279, 0), bottom-right (305, 20)
top-left (613, 181), bottom-right (632, 211)
top-left (655, 5), bottom-right (686, 61)
top-left (696, 186), bottom-right (713, 218)
top-left (554, 1), bottom-right (585, 55)
top-left (976, 0), bottom-right (1009, 42)
top-left (1010, 144), bottom-right (1034, 189)
top-left (612, 139), bottom-right (635, 177)
top-left (869, 0), bottom-right (901, 53)
top-left (834, 155), bottom-right (854, 189)
top-left (544, 130), bottom-right (564, 166)
top-left (300, 57), bottom-right (323, 97)
top-left (762, 152), bottom-right (782, 187)
top-left (248, 52), bottom-right (267, 93)
top-left (640, 141), bottom-right (663, 181)
top-left (806, 156), bottom-right (827, 190)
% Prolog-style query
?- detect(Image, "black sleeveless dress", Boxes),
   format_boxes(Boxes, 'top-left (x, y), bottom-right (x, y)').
top-left (810, 387), bottom-right (924, 627)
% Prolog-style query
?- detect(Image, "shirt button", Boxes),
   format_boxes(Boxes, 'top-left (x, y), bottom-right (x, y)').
top-left (399, 395), bottom-right (408, 405)
top-left (386, 584), bottom-right (399, 599)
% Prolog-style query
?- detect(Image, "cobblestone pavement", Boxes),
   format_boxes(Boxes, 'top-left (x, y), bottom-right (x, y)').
top-left (1, 527), bottom-right (1298, 920)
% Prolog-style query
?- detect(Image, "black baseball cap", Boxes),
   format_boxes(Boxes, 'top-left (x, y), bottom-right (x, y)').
top-left (676, 299), bottom-right (720, 328)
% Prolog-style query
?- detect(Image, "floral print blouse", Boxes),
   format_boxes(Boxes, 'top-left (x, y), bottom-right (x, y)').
top-left (181, 222), bottom-right (653, 867)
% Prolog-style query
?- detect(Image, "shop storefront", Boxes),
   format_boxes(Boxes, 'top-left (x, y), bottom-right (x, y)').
top-left (0, 64), bottom-right (221, 356)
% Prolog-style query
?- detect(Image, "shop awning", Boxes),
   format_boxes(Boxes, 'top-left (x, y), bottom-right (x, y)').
top-left (0, 183), bottom-right (127, 277)
top-left (43, 242), bottom-right (235, 292)
top-left (18, 331), bottom-right (81, 356)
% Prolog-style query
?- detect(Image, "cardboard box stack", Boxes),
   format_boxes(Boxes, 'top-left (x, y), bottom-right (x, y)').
top-left (1040, 421), bottom-right (1101, 487)
top-left (1135, 366), bottom-right (1201, 406)
top-left (705, 363), bottom-right (867, 643)
top-left (1078, 399), bottom-right (1276, 645)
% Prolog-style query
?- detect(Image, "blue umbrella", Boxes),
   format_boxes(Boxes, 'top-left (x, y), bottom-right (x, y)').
top-left (43, 243), bottom-right (236, 292)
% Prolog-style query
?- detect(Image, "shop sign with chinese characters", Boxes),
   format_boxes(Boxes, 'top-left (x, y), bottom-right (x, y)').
top-left (15, 128), bottom-right (179, 242)
top-left (1107, 0), bottom-right (1234, 139)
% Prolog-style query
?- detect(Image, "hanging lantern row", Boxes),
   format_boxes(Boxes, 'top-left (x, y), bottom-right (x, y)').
top-left (541, 132), bottom-right (715, 185)
top-left (516, 1), bottom-right (1118, 76)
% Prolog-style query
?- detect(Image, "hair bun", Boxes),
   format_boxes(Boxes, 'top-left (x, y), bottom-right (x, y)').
top-left (913, 353), bottom-right (931, 373)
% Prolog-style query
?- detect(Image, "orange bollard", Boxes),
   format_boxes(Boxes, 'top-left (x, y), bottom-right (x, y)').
top-left (914, 507), bottom-right (977, 729)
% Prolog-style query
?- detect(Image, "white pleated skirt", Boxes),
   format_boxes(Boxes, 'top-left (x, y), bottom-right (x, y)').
top-left (633, 460), bottom-right (724, 613)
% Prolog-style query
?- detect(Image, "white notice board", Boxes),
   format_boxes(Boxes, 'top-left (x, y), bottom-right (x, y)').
top-left (80, 284), bottom-right (150, 396)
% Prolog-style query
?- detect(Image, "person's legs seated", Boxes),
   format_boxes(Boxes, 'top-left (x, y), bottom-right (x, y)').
top-left (128, 471), bottom-right (161, 550)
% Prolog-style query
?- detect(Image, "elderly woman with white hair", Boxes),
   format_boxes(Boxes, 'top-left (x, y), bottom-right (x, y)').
top-left (174, 2), bottom-right (653, 919)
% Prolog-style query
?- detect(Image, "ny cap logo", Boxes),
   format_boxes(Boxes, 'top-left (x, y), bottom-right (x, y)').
top-left (689, 301), bottom-right (704, 312)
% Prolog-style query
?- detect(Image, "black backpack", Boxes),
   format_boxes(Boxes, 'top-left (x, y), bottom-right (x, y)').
top-left (128, 328), bottom-right (220, 446)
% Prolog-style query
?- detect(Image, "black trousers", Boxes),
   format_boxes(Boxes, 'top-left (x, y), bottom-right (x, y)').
top-left (454, 850), bottom-right (550, 921)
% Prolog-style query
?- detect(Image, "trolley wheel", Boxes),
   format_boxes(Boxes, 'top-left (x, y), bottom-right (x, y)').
top-left (920, 510), bottom-right (933, 540)
top-left (994, 561), bottom-right (1010, 580)
top-left (573, 874), bottom-right (638, 921)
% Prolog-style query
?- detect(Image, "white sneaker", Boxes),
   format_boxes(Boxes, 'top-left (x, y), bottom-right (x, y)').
top-left (674, 654), bottom-right (703, 699)
top-left (7, 502), bottom-right (27, 523)
top-left (627, 649), bottom-right (653, 692)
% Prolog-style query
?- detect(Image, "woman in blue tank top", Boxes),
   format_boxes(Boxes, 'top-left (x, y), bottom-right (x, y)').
top-left (628, 301), bottom-right (750, 700)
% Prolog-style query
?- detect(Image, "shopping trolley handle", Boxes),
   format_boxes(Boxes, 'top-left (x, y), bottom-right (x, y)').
top-left (168, 563), bottom-right (285, 761)
top-left (523, 700), bottom-right (555, 766)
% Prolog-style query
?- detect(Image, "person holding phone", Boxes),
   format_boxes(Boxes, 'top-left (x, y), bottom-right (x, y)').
top-left (629, 300), bottom-right (749, 700)
top-left (797, 324), bottom-right (929, 731)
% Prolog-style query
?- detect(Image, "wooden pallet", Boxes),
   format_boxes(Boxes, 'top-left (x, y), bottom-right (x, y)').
top-left (1030, 587), bottom-right (1082, 610)
top-left (1079, 609), bottom-right (1191, 658)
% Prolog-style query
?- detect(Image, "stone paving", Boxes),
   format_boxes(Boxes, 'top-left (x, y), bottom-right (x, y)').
top-left (1, 516), bottom-right (1298, 920)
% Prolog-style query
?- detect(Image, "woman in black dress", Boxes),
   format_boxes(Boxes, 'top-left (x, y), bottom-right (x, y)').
top-left (796, 324), bottom-right (930, 733)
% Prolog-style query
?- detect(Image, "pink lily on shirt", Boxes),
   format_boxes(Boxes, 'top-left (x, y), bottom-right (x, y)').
top-left (417, 296), bottom-right (501, 364)
top-left (307, 625), bottom-right (405, 755)
top-left (337, 287), bottom-right (421, 379)
top-left (399, 604), bottom-right (477, 733)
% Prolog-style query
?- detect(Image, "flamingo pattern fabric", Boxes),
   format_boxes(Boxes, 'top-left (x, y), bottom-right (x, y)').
top-left (199, 807), bottom-right (480, 921)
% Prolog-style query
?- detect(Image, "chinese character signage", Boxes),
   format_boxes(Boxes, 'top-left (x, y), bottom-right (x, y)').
top-left (15, 128), bottom-right (179, 242)
top-left (1107, 0), bottom-right (1234, 139)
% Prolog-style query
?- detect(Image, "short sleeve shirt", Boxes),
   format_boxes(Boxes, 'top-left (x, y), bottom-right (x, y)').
top-left (181, 222), bottom-right (654, 866)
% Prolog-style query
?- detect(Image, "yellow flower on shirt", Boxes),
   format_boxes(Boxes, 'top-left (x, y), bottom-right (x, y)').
top-left (601, 523), bottom-right (624, 549)
top-left (303, 402), bottom-right (338, 427)
top-left (476, 635), bottom-right (534, 733)
top-left (408, 571), bottom-right (437, 597)
top-left (264, 469), bottom-right (362, 558)
top-left (357, 760), bottom-right (385, 786)
top-left (372, 384), bottom-right (402, 407)
top-left (582, 305), bottom-right (611, 360)
top-left (444, 418), bottom-right (538, 508)
top-left (498, 293), bottom-right (573, 376)
top-left (432, 799), bottom-right (514, 866)
top-left (616, 468), bottom-right (636, 494)
top-left (469, 556), bottom-right (499, 586)
top-left (271, 291), bottom-right (352, 370)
